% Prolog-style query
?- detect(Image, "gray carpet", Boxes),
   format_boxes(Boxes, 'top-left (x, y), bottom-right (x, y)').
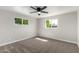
top-left (0, 37), bottom-right (79, 53)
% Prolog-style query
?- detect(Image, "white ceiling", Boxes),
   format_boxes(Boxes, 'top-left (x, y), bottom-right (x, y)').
top-left (0, 6), bottom-right (78, 18)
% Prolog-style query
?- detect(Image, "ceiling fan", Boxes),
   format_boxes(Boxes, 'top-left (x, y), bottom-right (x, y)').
top-left (30, 6), bottom-right (48, 15)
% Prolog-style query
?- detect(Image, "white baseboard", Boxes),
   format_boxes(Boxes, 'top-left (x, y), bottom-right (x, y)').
top-left (0, 36), bottom-right (36, 47)
top-left (37, 36), bottom-right (77, 45)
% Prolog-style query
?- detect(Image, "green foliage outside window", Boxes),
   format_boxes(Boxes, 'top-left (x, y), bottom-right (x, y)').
top-left (46, 20), bottom-right (52, 28)
top-left (15, 18), bottom-right (22, 24)
top-left (23, 19), bottom-right (28, 25)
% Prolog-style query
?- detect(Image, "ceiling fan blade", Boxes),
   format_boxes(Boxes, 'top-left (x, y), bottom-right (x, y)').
top-left (41, 11), bottom-right (48, 13)
top-left (30, 11), bottom-right (37, 13)
top-left (30, 6), bottom-right (37, 10)
top-left (41, 6), bottom-right (47, 10)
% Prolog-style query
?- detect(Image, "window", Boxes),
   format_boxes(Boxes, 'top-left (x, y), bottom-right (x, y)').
top-left (23, 19), bottom-right (28, 25)
top-left (45, 19), bottom-right (58, 28)
top-left (15, 18), bottom-right (28, 25)
top-left (15, 18), bottom-right (22, 24)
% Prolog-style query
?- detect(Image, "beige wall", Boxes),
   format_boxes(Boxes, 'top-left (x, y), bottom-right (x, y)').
top-left (0, 10), bottom-right (37, 46)
top-left (38, 11), bottom-right (77, 44)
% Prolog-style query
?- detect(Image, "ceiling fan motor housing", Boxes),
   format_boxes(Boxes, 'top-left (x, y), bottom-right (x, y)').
top-left (37, 7), bottom-right (41, 11)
